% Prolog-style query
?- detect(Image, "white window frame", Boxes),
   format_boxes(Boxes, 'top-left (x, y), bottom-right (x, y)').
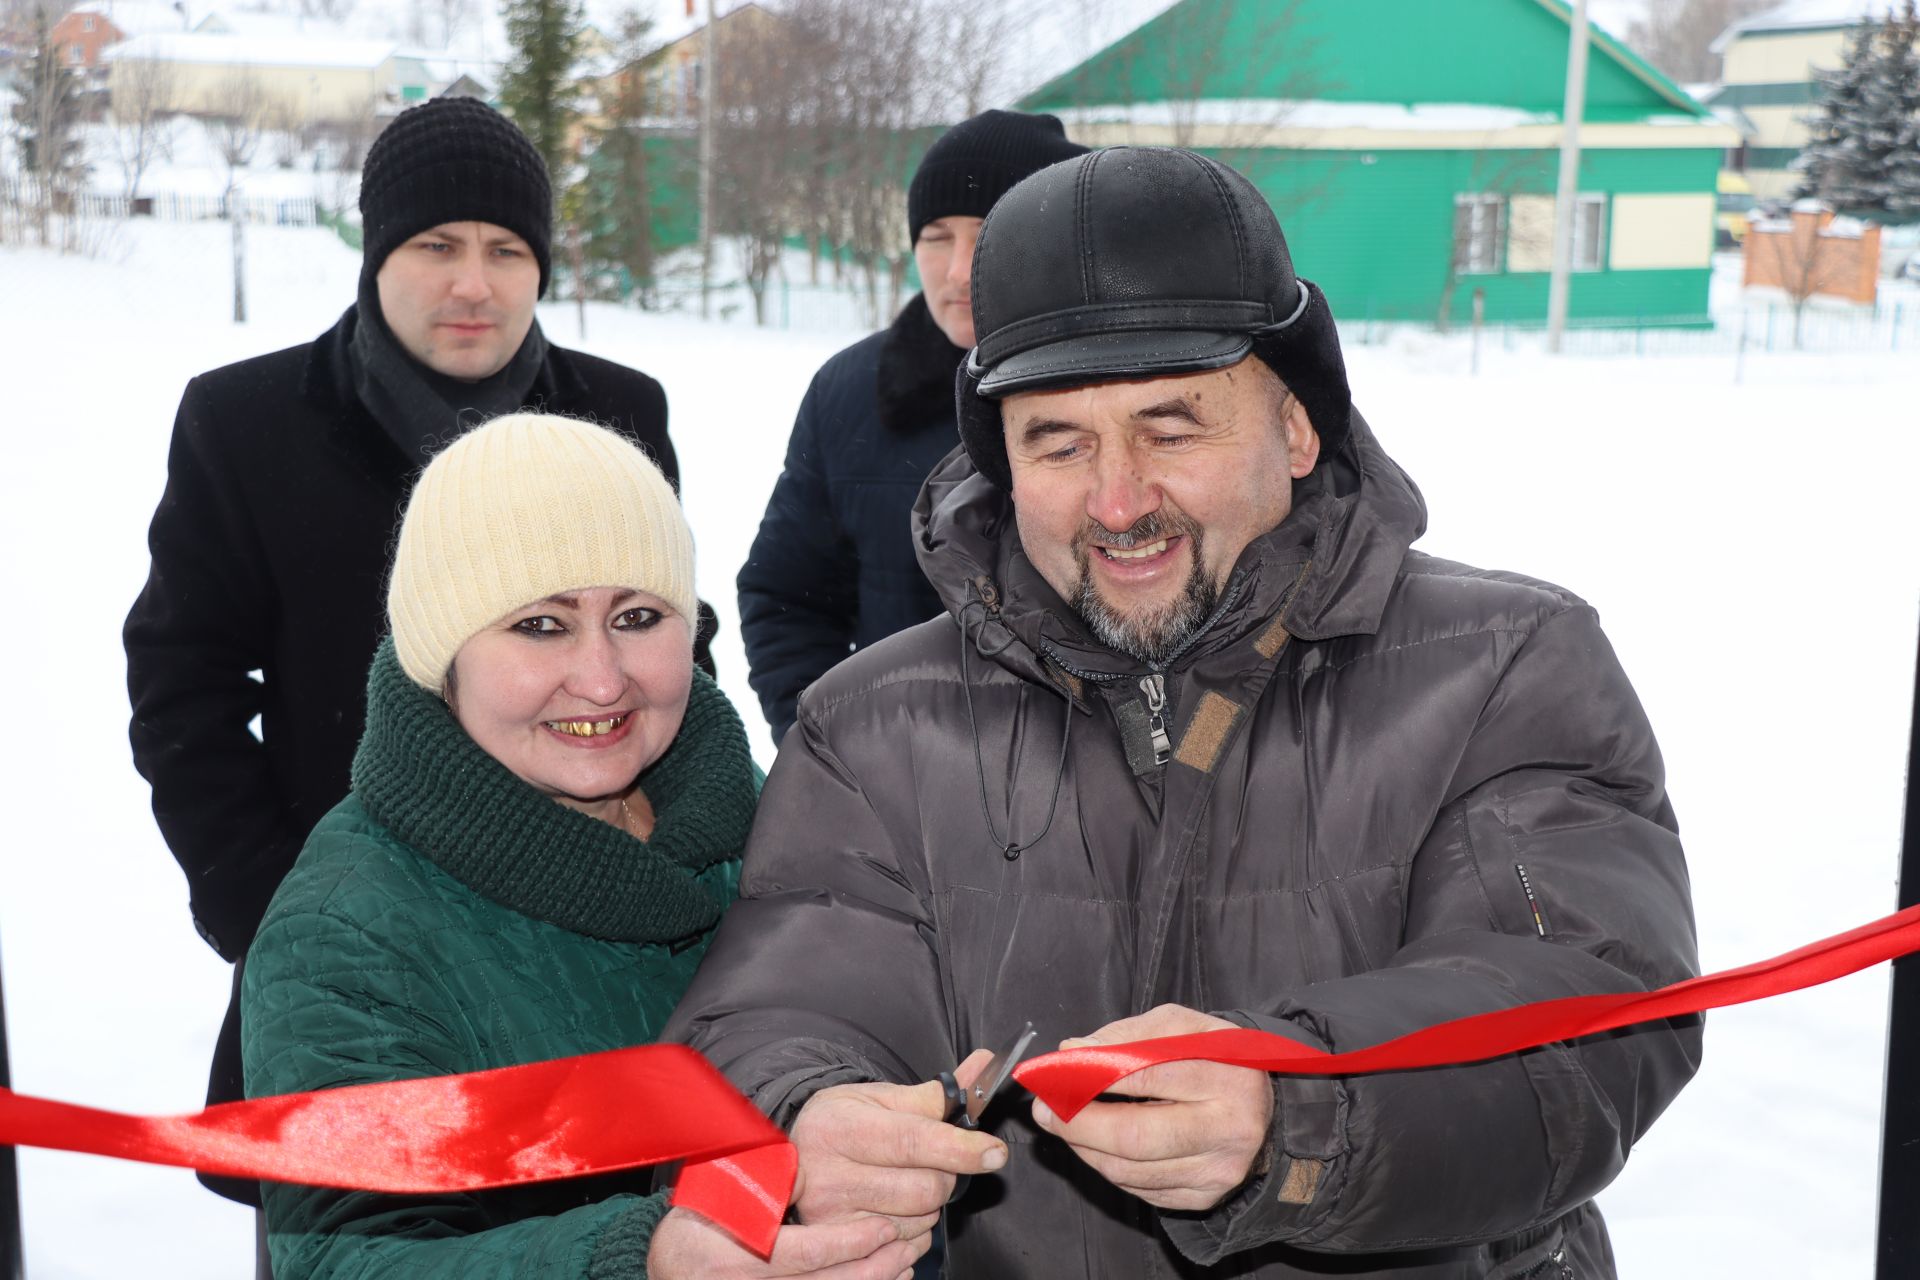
top-left (1453, 194), bottom-right (1507, 276)
top-left (1573, 193), bottom-right (1608, 272)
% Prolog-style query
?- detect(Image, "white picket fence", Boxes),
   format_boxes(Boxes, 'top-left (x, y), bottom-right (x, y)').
top-left (70, 190), bottom-right (320, 226)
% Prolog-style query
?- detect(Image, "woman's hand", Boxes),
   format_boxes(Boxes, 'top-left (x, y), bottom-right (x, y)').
top-left (646, 1206), bottom-right (931, 1280)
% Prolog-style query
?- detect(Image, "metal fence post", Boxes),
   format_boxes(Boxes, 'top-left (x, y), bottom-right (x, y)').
top-left (1876, 610), bottom-right (1920, 1277)
top-left (1, 934), bottom-right (23, 1280)
top-left (1895, 303), bottom-right (1903, 354)
top-left (1767, 304), bottom-right (1777, 352)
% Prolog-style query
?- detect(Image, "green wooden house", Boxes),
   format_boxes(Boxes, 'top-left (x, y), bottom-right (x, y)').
top-left (1021, 0), bottom-right (1740, 327)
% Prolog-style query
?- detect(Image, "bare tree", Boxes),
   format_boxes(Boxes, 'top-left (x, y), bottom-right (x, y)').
top-left (107, 52), bottom-right (177, 201)
top-left (8, 3), bottom-right (89, 249)
top-left (431, 0), bottom-right (472, 48)
top-left (700, 0), bottom-right (1025, 326)
top-left (709, 3), bottom-right (807, 323)
top-left (203, 73), bottom-right (269, 322)
top-left (302, 0), bottom-right (356, 23)
top-left (318, 94), bottom-right (382, 214)
top-left (1626, 0), bottom-right (1773, 85)
top-left (266, 94), bottom-right (305, 168)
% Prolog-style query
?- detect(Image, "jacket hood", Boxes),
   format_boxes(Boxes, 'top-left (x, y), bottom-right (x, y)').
top-left (911, 408), bottom-right (1426, 690)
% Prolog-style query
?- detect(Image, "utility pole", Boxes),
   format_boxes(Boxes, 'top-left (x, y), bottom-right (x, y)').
top-left (1877, 613), bottom-right (1920, 1277)
top-left (1546, 0), bottom-right (1589, 353)
top-left (698, 0), bottom-right (716, 320)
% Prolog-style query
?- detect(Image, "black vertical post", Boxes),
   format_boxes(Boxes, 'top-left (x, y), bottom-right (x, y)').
top-left (1877, 619), bottom-right (1920, 1277)
top-left (0, 935), bottom-right (22, 1280)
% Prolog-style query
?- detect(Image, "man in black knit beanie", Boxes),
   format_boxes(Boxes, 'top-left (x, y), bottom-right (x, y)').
top-left (123, 96), bottom-right (711, 1274)
top-left (737, 109), bottom-right (1087, 744)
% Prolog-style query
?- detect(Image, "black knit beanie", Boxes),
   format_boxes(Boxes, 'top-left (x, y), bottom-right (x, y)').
top-left (359, 97), bottom-right (554, 296)
top-left (907, 110), bottom-right (1088, 245)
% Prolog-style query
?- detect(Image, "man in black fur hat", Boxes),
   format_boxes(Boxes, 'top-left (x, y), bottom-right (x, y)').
top-left (736, 109), bottom-right (1086, 743)
top-left (673, 147), bottom-right (1699, 1278)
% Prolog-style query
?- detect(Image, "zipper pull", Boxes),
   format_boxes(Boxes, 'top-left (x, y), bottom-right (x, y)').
top-left (972, 575), bottom-right (1001, 617)
top-left (1139, 673), bottom-right (1171, 766)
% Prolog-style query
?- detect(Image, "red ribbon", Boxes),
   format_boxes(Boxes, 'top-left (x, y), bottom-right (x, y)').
top-left (1014, 903), bottom-right (1920, 1120)
top-left (4, 905), bottom-right (1918, 1260)
top-left (0, 1043), bottom-right (794, 1258)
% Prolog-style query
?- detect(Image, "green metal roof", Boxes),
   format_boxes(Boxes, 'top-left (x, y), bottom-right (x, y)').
top-left (1022, 0), bottom-right (1715, 125)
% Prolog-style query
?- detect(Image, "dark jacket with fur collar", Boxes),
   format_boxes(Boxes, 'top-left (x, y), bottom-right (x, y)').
top-left (737, 292), bottom-right (964, 742)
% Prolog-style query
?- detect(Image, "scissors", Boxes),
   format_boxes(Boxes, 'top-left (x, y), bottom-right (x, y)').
top-left (939, 1021), bottom-right (1037, 1204)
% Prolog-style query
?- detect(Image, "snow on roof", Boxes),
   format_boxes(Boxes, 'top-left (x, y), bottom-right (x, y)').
top-left (1053, 99), bottom-right (1563, 131)
top-left (1711, 0), bottom-right (1895, 51)
top-left (107, 30), bottom-right (398, 67)
top-left (194, 8), bottom-right (352, 38)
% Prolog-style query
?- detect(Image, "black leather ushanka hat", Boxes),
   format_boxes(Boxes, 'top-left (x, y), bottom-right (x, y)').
top-left (956, 146), bottom-right (1352, 491)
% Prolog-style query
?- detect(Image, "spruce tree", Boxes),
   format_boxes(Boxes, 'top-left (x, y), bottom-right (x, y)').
top-left (1795, 17), bottom-right (1882, 208)
top-left (1796, 2), bottom-right (1920, 221)
top-left (500, 0), bottom-right (585, 194)
top-left (1880, 1), bottom-right (1920, 219)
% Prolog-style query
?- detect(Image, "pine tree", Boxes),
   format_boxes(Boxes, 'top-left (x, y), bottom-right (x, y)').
top-left (499, 0), bottom-right (585, 194)
top-left (1796, 3), bottom-right (1920, 221)
top-left (9, 4), bottom-right (88, 212)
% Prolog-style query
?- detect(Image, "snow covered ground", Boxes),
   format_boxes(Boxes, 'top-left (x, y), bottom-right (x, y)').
top-left (1, 218), bottom-right (1916, 1276)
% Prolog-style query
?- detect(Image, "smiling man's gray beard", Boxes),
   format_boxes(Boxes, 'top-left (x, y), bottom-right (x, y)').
top-left (1071, 511), bottom-right (1216, 666)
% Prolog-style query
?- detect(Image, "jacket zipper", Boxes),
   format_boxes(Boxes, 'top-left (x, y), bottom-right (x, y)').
top-left (1516, 1247), bottom-right (1574, 1279)
top-left (1139, 673), bottom-right (1171, 766)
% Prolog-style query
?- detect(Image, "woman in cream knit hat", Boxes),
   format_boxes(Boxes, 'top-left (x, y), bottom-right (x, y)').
top-left (239, 413), bottom-right (926, 1280)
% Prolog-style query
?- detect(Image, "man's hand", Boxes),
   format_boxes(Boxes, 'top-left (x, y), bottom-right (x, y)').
top-left (789, 1048), bottom-right (1008, 1231)
top-left (647, 1207), bottom-right (926, 1280)
top-left (1031, 1004), bottom-right (1273, 1212)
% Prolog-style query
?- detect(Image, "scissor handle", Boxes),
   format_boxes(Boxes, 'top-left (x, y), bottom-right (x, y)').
top-left (939, 1069), bottom-right (980, 1203)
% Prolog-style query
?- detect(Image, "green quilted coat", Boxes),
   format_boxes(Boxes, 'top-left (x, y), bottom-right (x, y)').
top-left (242, 638), bottom-right (757, 1279)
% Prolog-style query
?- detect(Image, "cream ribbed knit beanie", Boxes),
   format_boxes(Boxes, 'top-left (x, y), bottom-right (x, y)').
top-left (387, 412), bottom-right (697, 691)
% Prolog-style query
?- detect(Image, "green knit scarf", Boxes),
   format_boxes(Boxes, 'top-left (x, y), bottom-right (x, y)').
top-left (352, 636), bottom-right (758, 944)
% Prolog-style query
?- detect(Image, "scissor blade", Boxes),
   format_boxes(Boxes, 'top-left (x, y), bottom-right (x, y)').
top-left (966, 1022), bottom-right (1037, 1124)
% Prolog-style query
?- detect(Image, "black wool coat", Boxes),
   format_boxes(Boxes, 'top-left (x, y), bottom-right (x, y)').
top-left (124, 307), bottom-right (708, 1166)
top-left (736, 292), bottom-right (964, 743)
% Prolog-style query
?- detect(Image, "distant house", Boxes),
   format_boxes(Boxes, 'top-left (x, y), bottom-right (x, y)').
top-left (1023, 0), bottom-right (1740, 327)
top-left (50, 7), bottom-right (125, 72)
top-left (106, 31), bottom-right (431, 123)
top-left (635, 2), bottom-right (777, 123)
top-left (1704, 0), bottom-right (1889, 201)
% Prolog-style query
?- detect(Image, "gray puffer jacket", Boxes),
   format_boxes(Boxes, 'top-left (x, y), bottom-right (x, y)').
top-left (666, 414), bottom-right (1700, 1278)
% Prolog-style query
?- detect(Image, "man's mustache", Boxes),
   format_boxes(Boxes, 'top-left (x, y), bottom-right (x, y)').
top-left (1074, 510), bottom-right (1197, 555)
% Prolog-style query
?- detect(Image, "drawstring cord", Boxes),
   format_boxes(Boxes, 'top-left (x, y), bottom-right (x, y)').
top-left (956, 599), bottom-right (1074, 861)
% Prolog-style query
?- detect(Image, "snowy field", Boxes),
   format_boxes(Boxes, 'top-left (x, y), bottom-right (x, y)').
top-left (1, 218), bottom-right (1916, 1277)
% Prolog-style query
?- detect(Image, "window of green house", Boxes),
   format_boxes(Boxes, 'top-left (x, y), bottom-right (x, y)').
top-left (1574, 194), bottom-right (1607, 272)
top-left (1454, 194), bottom-right (1507, 275)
